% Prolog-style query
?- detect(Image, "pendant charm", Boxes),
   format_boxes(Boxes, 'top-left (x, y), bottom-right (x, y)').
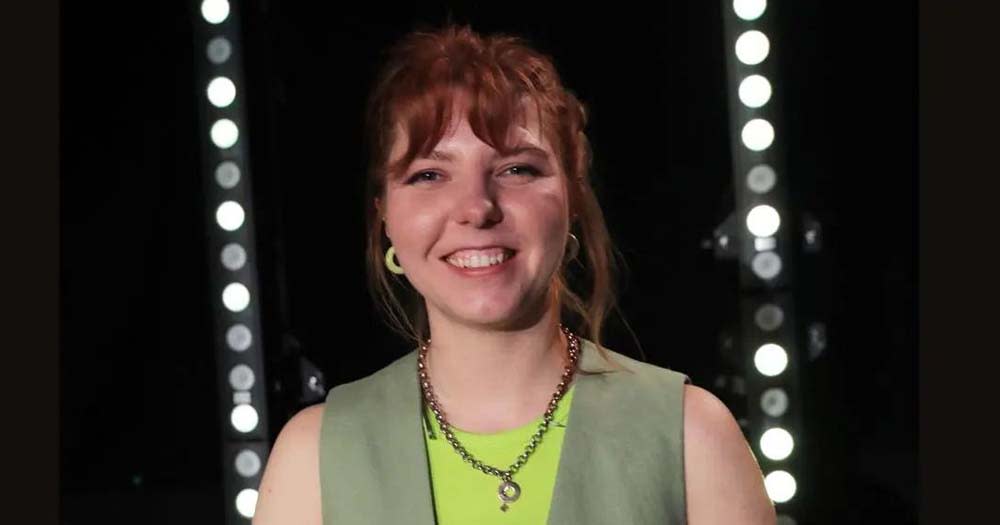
top-left (498, 479), bottom-right (521, 512)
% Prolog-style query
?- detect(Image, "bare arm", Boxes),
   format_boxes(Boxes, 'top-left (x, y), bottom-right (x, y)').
top-left (683, 385), bottom-right (776, 524)
top-left (252, 403), bottom-right (325, 525)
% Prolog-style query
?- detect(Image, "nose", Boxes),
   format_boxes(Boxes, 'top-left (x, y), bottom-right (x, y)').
top-left (451, 177), bottom-right (503, 227)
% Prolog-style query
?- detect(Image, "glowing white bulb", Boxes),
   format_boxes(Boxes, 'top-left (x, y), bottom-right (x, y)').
top-left (201, 0), bottom-right (230, 24)
top-left (746, 164), bottom-right (777, 194)
top-left (231, 403), bottom-right (259, 433)
top-left (739, 74), bottom-right (772, 108)
top-left (215, 201), bottom-right (245, 231)
top-left (733, 0), bottom-right (767, 21)
top-left (760, 387), bottom-right (789, 417)
top-left (735, 30), bottom-right (770, 65)
top-left (746, 204), bottom-right (781, 237)
top-left (207, 77), bottom-right (237, 108)
top-left (229, 364), bottom-right (256, 391)
top-left (754, 343), bottom-right (788, 376)
top-left (760, 427), bottom-right (795, 460)
top-left (222, 283), bottom-right (250, 312)
top-left (235, 488), bottom-right (259, 518)
top-left (764, 471), bottom-right (797, 503)
top-left (226, 324), bottom-right (252, 352)
top-left (215, 161), bottom-right (241, 189)
top-left (234, 449), bottom-right (262, 478)
top-left (206, 37), bottom-right (232, 65)
top-left (221, 243), bottom-right (247, 271)
top-left (752, 251), bottom-right (783, 280)
top-left (754, 303), bottom-right (784, 331)
top-left (742, 118), bottom-right (775, 151)
top-left (211, 119), bottom-right (239, 149)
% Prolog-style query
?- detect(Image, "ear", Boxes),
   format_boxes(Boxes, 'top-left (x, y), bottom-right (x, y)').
top-left (374, 197), bottom-right (391, 240)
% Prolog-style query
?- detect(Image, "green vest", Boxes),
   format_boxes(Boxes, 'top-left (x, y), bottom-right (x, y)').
top-left (319, 339), bottom-right (690, 524)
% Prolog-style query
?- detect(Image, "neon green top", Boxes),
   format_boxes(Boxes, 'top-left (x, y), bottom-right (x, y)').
top-left (422, 384), bottom-right (576, 524)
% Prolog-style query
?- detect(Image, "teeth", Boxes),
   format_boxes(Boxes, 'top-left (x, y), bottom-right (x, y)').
top-left (447, 250), bottom-right (510, 269)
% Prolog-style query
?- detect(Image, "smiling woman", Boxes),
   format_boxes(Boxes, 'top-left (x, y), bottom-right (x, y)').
top-left (252, 24), bottom-right (775, 525)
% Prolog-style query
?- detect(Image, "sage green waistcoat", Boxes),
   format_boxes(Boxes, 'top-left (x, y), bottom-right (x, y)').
top-left (319, 339), bottom-right (690, 524)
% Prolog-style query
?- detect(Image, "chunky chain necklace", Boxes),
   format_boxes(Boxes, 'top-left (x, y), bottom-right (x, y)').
top-left (417, 324), bottom-right (581, 512)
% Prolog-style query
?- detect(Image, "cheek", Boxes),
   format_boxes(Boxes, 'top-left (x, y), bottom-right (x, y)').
top-left (507, 189), bottom-right (569, 257)
top-left (384, 192), bottom-right (443, 260)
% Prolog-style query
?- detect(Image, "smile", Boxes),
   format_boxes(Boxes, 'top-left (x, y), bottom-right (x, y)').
top-left (443, 247), bottom-right (516, 270)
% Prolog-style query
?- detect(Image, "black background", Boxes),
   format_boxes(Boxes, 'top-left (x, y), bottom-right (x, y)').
top-left (61, 2), bottom-right (916, 523)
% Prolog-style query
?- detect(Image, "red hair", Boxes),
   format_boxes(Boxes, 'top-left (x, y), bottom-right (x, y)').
top-left (364, 24), bottom-right (625, 368)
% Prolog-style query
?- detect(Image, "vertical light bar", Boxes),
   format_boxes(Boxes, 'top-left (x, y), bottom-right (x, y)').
top-left (191, 1), bottom-right (271, 523)
top-left (720, 0), bottom-right (804, 519)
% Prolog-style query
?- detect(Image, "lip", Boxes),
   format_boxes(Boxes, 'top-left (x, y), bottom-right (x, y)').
top-left (441, 248), bottom-right (517, 276)
top-left (440, 245), bottom-right (517, 259)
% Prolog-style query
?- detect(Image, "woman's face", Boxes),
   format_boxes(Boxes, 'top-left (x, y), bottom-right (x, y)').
top-left (380, 103), bottom-right (570, 331)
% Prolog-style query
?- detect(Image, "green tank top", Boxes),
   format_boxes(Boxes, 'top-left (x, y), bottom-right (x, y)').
top-left (422, 384), bottom-right (576, 523)
top-left (319, 339), bottom-right (690, 525)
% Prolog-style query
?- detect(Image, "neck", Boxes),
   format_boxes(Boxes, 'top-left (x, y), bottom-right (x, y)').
top-left (421, 305), bottom-right (570, 433)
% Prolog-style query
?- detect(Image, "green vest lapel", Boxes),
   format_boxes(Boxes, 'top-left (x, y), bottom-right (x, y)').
top-left (547, 340), bottom-right (689, 525)
top-left (546, 339), bottom-right (623, 525)
top-left (321, 350), bottom-right (437, 524)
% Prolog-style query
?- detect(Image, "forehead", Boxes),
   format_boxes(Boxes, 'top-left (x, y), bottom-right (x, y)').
top-left (388, 93), bottom-right (551, 161)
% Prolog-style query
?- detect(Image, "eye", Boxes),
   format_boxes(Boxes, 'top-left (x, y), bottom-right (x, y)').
top-left (501, 165), bottom-right (542, 177)
top-left (405, 170), bottom-right (441, 184)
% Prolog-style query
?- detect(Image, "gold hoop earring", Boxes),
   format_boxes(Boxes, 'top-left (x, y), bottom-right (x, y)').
top-left (564, 233), bottom-right (580, 263)
top-left (385, 246), bottom-right (405, 275)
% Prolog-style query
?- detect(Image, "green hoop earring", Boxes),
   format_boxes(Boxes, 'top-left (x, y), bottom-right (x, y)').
top-left (385, 246), bottom-right (405, 275)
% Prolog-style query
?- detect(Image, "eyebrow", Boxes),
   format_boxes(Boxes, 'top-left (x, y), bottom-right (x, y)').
top-left (418, 144), bottom-right (550, 162)
top-left (500, 145), bottom-right (551, 159)
top-left (425, 149), bottom-right (455, 162)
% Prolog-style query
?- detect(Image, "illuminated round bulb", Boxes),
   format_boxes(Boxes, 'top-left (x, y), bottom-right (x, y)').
top-left (764, 470), bottom-right (797, 503)
top-left (760, 387), bottom-right (789, 417)
top-left (741, 118), bottom-right (775, 151)
top-left (760, 427), bottom-right (795, 460)
top-left (754, 303), bottom-right (784, 331)
top-left (234, 449), bottom-right (262, 478)
top-left (231, 403), bottom-right (259, 433)
top-left (215, 161), bottom-right (241, 189)
top-left (746, 204), bottom-right (781, 237)
top-left (226, 324), bottom-right (252, 352)
top-left (221, 243), bottom-right (247, 271)
top-left (207, 77), bottom-right (237, 108)
top-left (215, 201), bottom-right (245, 231)
top-left (229, 364), bottom-right (256, 390)
top-left (201, 0), bottom-right (230, 24)
top-left (754, 343), bottom-right (788, 376)
top-left (752, 251), bottom-right (783, 280)
top-left (735, 30), bottom-right (770, 65)
top-left (206, 37), bottom-right (232, 65)
top-left (739, 74), bottom-right (772, 108)
top-left (210, 119), bottom-right (239, 149)
top-left (235, 488), bottom-right (259, 518)
top-left (733, 0), bottom-right (767, 21)
top-left (747, 164), bottom-right (777, 194)
top-left (222, 283), bottom-right (250, 312)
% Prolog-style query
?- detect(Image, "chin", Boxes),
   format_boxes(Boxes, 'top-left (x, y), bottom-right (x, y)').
top-left (440, 292), bottom-right (548, 331)
top-left (450, 303), bottom-right (521, 328)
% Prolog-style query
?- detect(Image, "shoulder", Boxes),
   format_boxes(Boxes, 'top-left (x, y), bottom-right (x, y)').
top-left (252, 403), bottom-right (325, 525)
top-left (583, 342), bottom-right (689, 386)
top-left (682, 385), bottom-right (776, 524)
top-left (324, 350), bottom-right (419, 411)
